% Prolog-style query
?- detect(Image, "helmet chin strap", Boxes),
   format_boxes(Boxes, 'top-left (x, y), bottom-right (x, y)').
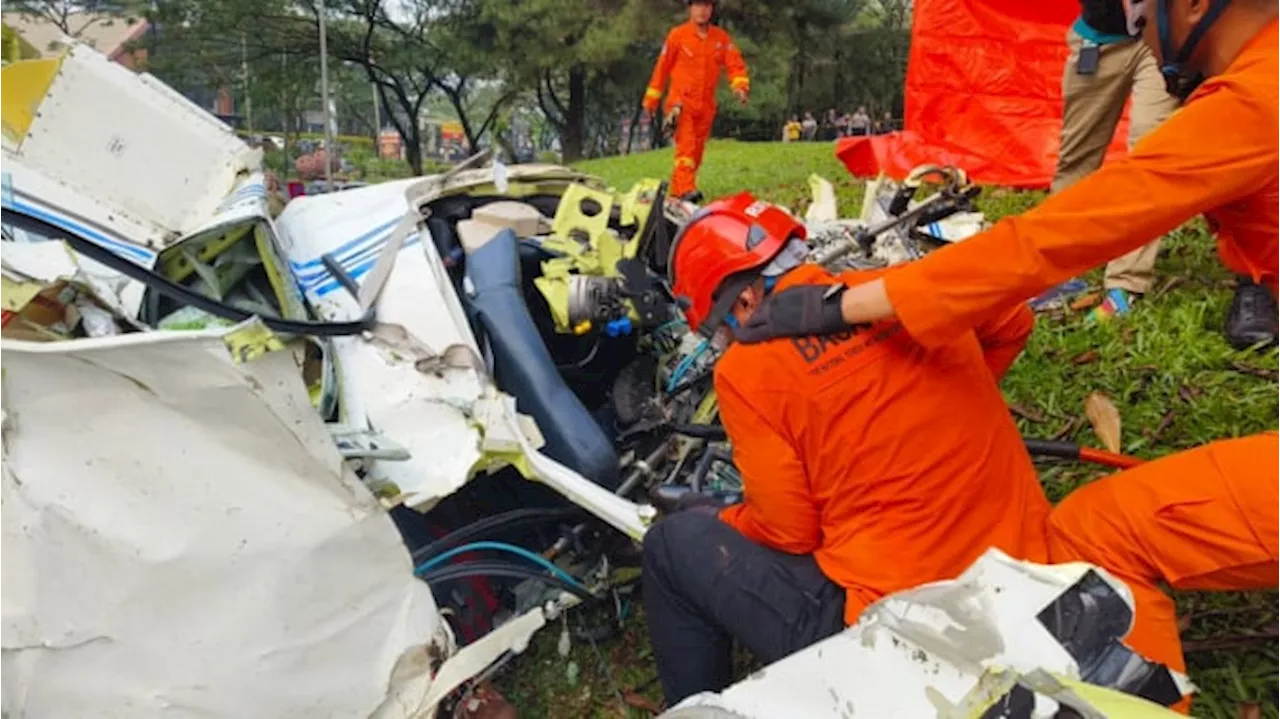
top-left (1157, 0), bottom-right (1234, 99)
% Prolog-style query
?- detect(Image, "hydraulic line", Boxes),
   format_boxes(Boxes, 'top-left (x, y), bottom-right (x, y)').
top-left (415, 541), bottom-right (583, 588)
top-left (418, 560), bottom-right (597, 601)
top-left (410, 507), bottom-right (585, 563)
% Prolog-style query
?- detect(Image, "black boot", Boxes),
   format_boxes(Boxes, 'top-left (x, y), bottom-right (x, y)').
top-left (1226, 276), bottom-right (1278, 351)
top-left (680, 190), bottom-right (704, 204)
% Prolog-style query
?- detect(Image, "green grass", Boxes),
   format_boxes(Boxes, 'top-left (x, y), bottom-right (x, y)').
top-left (494, 141), bottom-right (1279, 717)
top-left (575, 139), bottom-right (865, 212)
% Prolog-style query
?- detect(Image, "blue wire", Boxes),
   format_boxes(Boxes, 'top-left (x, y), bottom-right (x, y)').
top-left (666, 338), bottom-right (709, 393)
top-left (654, 319), bottom-right (687, 334)
top-left (414, 541), bottom-right (587, 591)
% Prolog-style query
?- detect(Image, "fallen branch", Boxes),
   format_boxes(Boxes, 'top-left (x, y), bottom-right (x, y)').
top-left (1182, 626), bottom-right (1278, 653)
top-left (1071, 349), bottom-right (1100, 365)
top-left (1229, 362), bottom-right (1278, 381)
top-left (1183, 605), bottom-right (1278, 624)
top-left (1051, 416), bottom-right (1085, 441)
top-left (1143, 410), bottom-right (1176, 445)
top-left (1009, 403), bottom-right (1048, 423)
top-left (1151, 275), bottom-right (1187, 299)
top-left (623, 691), bottom-right (663, 715)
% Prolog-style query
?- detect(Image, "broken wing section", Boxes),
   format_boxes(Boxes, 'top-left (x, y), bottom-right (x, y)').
top-left (668, 549), bottom-right (1190, 718)
top-left (1, 328), bottom-right (447, 718)
top-left (4, 44), bottom-right (261, 239)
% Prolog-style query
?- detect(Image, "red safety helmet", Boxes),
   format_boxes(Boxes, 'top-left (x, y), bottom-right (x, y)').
top-left (668, 193), bottom-right (806, 335)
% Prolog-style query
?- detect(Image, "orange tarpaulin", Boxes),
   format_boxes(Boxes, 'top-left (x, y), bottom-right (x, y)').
top-left (838, 0), bottom-right (1129, 189)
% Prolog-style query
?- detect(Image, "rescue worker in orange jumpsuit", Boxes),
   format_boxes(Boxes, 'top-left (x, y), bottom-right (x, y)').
top-left (641, 195), bottom-right (1052, 705)
top-left (733, 0), bottom-right (1279, 709)
top-left (643, 0), bottom-right (750, 203)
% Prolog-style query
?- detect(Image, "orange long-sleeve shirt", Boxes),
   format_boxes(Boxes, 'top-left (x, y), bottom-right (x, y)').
top-left (644, 21), bottom-right (749, 114)
top-left (884, 21), bottom-right (1278, 348)
top-left (717, 264), bottom-right (1050, 625)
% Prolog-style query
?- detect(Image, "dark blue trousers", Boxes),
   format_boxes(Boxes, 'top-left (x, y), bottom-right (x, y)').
top-left (642, 509), bottom-right (846, 705)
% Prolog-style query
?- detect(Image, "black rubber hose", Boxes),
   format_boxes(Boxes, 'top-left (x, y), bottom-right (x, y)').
top-left (43, 215), bottom-right (376, 336)
top-left (410, 507), bottom-right (586, 563)
top-left (689, 445), bottom-right (732, 493)
top-left (667, 423), bottom-right (728, 441)
top-left (419, 560), bottom-right (598, 601)
top-left (320, 253), bottom-right (361, 300)
top-left (1023, 438), bottom-right (1082, 461)
top-left (1023, 438), bottom-right (1145, 469)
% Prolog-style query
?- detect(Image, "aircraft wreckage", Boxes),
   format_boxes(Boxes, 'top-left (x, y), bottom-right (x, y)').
top-left (1, 43), bottom-right (1186, 718)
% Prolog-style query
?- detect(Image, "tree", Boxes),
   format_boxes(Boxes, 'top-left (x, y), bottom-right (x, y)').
top-left (474, 0), bottom-right (672, 162)
top-left (867, 0), bottom-right (912, 31)
top-left (144, 0), bottom-right (912, 169)
top-left (148, 0), bottom-right (525, 173)
top-left (6, 0), bottom-right (141, 37)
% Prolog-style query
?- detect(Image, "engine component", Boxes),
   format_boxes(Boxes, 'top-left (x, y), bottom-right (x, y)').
top-left (533, 180), bottom-right (671, 336)
top-left (562, 258), bottom-right (675, 338)
top-left (805, 164), bottom-right (983, 272)
top-left (567, 275), bottom-right (629, 334)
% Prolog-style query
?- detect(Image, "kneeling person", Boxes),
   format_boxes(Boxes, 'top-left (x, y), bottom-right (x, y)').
top-left (643, 196), bottom-right (1052, 705)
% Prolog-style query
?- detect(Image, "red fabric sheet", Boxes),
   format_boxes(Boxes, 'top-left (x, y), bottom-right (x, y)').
top-left (837, 0), bottom-right (1129, 189)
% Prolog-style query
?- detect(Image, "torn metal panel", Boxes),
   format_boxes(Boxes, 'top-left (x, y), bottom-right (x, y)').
top-left (5, 44), bottom-right (260, 238)
top-left (276, 180), bottom-right (489, 509)
top-left (405, 163), bottom-right (605, 210)
top-left (475, 388), bottom-right (655, 541)
top-left (1, 239), bottom-right (141, 327)
top-left (418, 596), bottom-right (571, 711)
top-left (1, 326), bottom-right (446, 718)
top-left (1, 163), bottom-right (159, 318)
top-left (804, 174), bottom-right (839, 223)
top-left (669, 550), bottom-right (1189, 718)
top-left (1, 55), bottom-right (64, 146)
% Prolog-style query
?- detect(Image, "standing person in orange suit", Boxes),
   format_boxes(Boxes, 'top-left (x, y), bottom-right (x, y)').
top-left (732, 0), bottom-right (1279, 710)
top-left (643, 0), bottom-right (749, 203)
top-left (642, 195), bottom-right (1050, 706)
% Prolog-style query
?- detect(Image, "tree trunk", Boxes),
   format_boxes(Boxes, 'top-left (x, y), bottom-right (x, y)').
top-left (625, 101), bottom-right (643, 155)
top-left (559, 66), bottom-right (587, 162)
top-left (404, 126), bottom-right (424, 175)
top-left (445, 87), bottom-right (483, 153)
top-left (833, 46), bottom-right (844, 110)
top-left (796, 49), bottom-right (807, 112)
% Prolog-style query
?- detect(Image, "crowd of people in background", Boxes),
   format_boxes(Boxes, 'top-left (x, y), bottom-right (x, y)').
top-left (782, 106), bottom-right (896, 142)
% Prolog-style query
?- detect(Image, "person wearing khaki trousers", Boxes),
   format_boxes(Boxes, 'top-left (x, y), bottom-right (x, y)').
top-left (1053, 4), bottom-right (1178, 319)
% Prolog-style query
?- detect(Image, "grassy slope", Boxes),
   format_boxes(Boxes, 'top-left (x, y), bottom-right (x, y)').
top-left (497, 141), bottom-right (1279, 718)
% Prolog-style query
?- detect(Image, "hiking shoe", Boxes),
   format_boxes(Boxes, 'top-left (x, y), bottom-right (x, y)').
top-left (1226, 276), bottom-right (1278, 351)
top-left (1088, 288), bottom-right (1137, 323)
top-left (1029, 278), bottom-right (1088, 312)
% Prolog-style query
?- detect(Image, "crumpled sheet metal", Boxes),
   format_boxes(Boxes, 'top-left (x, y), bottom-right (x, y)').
top-left (1, 327), bottom-right (448, 718)
top-left (2, 237), bottom-right (142, 323)
top-left (669, 549), bottom-right (1189, 719)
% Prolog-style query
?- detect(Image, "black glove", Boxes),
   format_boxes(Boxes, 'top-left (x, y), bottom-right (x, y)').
top-left (733, 283), bottom-right (851, 344)
top-left (649, 485), bottom-right (743, 515)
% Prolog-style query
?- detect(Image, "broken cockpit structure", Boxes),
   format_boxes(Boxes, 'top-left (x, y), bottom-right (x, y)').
top-left (2, 41), bottom-right (1191, 719)
top-left (1, 45), bottom-right (455, 718)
